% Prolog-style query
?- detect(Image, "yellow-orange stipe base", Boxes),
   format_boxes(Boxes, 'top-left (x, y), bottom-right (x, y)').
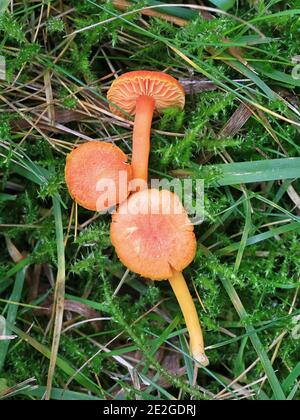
top-left (169, 271), bottom-right (209, 367)
top-left (65, 142), bottom-right (132, 212)
top-left (110, 189), bottom-right (196, 280)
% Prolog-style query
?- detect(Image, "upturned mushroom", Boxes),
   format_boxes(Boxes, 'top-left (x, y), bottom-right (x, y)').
top-left (110, 188), bottom-right (209, 367)
top-left (107, 71), bottom-right (185, 185)
top-left (65, 142), bottom-right (132, 212)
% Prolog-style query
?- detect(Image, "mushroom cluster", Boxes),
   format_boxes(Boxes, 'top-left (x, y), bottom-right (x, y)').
top-left (65, 71), bottom-right (209, 367)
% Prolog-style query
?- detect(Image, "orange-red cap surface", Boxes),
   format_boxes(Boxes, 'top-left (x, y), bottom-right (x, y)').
top-left (65, 142), bottom-right (132, 212)
top-left (110, 189), bottom-right (196, 280)
top-left (108, 71), bottom-right (185, 117)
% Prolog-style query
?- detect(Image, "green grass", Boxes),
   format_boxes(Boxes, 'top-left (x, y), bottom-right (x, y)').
top-left (0, 0), bottom-right (300, 400)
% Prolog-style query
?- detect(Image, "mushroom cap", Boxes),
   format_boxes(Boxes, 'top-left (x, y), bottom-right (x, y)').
top-left (107, 71), bottom-right (185, 118)
top-left (110, 189), bottom-right (196, 280)
top-left (65, 142), bottom-right (132, 212)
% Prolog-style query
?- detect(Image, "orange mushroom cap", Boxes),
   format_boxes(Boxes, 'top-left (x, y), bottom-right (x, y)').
top-left (107, 71), bottom-right (185, 117)
top-left (65, 142), bottom-right (132, 212)
top-left (110, 189), bottom-right (196, 280)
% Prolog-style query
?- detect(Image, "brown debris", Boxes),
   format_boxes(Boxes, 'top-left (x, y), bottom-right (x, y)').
top-left (4, 235), bottom-right (25, 263)
top-left (180, 77), bottom-right (217, 95)
top-left (218, 103), bottom-right (253, 138)
top-left (27, 264), bottom-right (42, 304)
top-left (12, 108), bottom-right (86, 133)
top-left (33, 297), bottom-right (102, 332)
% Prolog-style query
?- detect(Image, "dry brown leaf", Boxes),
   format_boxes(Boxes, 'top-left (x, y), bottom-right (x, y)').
top-left (27, 264), bottom-right (42, 304)
top-left (218, 103), bottom-right (253, 138)
top-left (180, 78), bottom-right (217, 95)
top-left (33, 297), bottom-right (102, 332)
top-left (4, 235), bottom-right (24, 263)
top-left (44, 70), bottom-right (55, 125)
top-left (287, 185), bottom-right (300, 210)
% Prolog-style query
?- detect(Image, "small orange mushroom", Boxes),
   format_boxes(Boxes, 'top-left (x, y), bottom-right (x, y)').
top-left (111, 188), bottom-right (209, 366)
top-left (65, 142), bottom-right (132, 212)
top-left (107, 71), bottom-right (185, 184)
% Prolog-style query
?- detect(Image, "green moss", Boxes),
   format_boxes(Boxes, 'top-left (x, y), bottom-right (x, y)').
top-left (47, 17), bottom-right (65, 34)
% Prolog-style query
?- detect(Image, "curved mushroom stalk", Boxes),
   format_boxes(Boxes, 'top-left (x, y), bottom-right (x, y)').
top-left (169, 271), bottom-right (209, 367)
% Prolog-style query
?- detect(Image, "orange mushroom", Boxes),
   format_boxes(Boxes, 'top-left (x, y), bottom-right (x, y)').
top-left (111, 188), bottom-right (209, 366)
top-left (107, 71), bottom-right (185, 184)
top-left (65, 142), bottom-right (132, 212)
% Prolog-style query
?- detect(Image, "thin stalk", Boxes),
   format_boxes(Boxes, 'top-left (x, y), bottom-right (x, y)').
top-left (132, 95), bottom-right (155, 184)
top-left (168, 271), bottom-right (209, 367)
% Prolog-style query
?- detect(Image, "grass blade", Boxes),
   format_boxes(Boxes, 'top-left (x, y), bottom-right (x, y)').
top-left (0, 270), bottom-right (26, 372)
top-left (45, 196), bottom-right (66, 400)
top-left (8, 323), bottom-right (101, 396)
top-left (1, 257), bottom-right (30, 284)
top-left (22, 386), bottom-right (102, 400)
top-left (219, 273), bottom-right (286, 400)
top-left (175, 158), bottom-right (300, 186)
top-left (234, 193), bottom-right (252, 272)
top-left (209, 0), bottom-right (237, 11)
top-left (282, 362), bottom-right (300, 395)
top-left (214, 158), bottom-right (300, 186)
top-left (253, 63), bottom-right (300, 88)
top-left (0, 1), bottom-right (9, 14)
top-left (179, 335), bottom-right (194, 385)
top-left (144, 0), bottom-right (199, 20)
top-left (287, 385), bottom-right (298, 400)
top-left (218, 221), bottom-right (300, 256)
top-left (0, 193), bottom-right (17, 202)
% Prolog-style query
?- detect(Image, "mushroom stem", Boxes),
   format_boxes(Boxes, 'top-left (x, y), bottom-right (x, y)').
top-left (132, 95), bottom-right (155, 184)
top-left (168, 270), bottom-right (209, 367)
